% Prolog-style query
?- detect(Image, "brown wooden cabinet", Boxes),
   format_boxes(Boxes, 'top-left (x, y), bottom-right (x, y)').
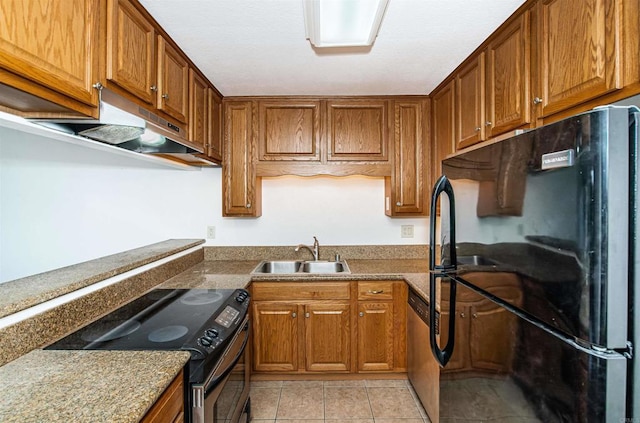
top-left (356, 281), bottom-right (407, 372)
top-left (251, 280), bottom-right (405, 374)
top-left (223, 100), bottom-right (261, 217)
top-left (252, 302), bottom-right (299, 372)
top-left (251, 282), bottom-right (351, 373)
top-left (106, 0), bottom-right (156, 106)
top-left (486, 11), bottom-right (532, 137)
top-left (536, 0), bottom-right (621, 118)
top-left (189, 69), bottom-right (207, 150)
top-left (431, 80), bottom-right (455, 184)
top-left (140, 370), bottom-right (184, 423)
top-left (326, 99), bottom-right (390, 162)
top-left (0, 0), bottom-right (100, 116)
top-left (157, 36), bottom-right (189, 124)
top-left (304, 302), bottom-right (351, 372)
top-left (207, 88), bottom-right (223, 162)
top-left (440, 273), bottom-right (522, 374)
top-left (258, 100), bottom-right (321, 162)
top-left (385, 99), bottom-right (429, 216)
top-left (455, 53), bottom-right (486, 150)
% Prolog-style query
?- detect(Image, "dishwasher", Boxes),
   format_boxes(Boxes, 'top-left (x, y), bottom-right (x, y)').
top-left (407, 288), bottom-right (440, 422)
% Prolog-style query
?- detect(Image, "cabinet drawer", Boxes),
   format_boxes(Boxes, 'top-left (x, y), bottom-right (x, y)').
top-left (357, 282), bottom-right (394, 300)
top-left (252, 282), bottom-right (350, 301)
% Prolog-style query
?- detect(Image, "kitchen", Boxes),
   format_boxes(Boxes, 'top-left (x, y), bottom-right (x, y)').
top-left (1, 0), bottom-right (639, 422)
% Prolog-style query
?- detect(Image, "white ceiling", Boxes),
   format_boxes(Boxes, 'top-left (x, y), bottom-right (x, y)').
top-left (139, 0), bottom-right (526, 97)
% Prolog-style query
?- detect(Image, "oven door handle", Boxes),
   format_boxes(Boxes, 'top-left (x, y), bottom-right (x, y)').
top-left (204, 321), bottom-right (249, 393)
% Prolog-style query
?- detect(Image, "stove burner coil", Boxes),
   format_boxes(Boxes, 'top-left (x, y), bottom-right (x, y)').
top-left (148, 325), bottom-right (189, 343)
top-left (180, 291), bottom-right (224, 305)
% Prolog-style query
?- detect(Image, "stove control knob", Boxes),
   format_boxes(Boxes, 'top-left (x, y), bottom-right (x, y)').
top-left (200, 336), bottom-right (213, 347)
top-left (235, 295), bottom-right (245, 303)
top-left (205, 329), bottom-right (219, 338)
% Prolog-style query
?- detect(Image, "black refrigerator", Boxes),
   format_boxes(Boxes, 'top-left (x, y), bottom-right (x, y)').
top-left (427, 105), bottom-right (638, 422)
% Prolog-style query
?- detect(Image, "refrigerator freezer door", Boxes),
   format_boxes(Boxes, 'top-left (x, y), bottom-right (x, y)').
top-left (440, 107), bottom-right (632, 350)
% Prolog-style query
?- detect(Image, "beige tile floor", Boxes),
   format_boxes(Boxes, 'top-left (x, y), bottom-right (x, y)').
top-left (250, 379), bottom-right (431, 423)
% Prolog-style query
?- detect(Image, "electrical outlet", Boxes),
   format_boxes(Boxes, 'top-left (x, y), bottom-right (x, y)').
top-left (207, 226), bottom-right (216, 239)
top-left (401, 224), bottom-right (414, 238)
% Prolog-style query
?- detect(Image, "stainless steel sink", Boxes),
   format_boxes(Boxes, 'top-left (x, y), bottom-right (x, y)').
top-left (456, 255), bottom-right (499, 266)
top-left (251, 260), bottom-right (350, 274)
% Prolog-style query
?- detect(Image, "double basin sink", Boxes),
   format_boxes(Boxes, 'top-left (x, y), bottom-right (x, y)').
top-left (252, 260), bottom-right (350, 274)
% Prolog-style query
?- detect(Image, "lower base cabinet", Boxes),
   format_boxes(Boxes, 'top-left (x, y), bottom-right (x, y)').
top-left (250, 281), bottom-right (406, 374)
top-left (141, 369), bottom-right (184, 423)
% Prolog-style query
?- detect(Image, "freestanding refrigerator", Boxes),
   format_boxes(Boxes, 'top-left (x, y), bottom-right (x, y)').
top-left (422, 105), bottom-right (638, 422)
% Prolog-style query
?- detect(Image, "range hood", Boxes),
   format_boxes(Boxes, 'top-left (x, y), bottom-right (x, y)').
top-left (29, 88), bottom-right (218, 165)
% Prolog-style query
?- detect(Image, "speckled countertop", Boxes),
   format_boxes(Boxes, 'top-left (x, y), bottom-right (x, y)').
top-left (0, 239), bottom-right (204, 318)
top-left (158, 258), bottom-right (432, 303)
top-left (0, 349), bottom-right (190, 423)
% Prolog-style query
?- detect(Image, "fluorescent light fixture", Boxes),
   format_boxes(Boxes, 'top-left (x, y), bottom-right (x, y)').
top-left (303, 0), bottom-right (389, 48)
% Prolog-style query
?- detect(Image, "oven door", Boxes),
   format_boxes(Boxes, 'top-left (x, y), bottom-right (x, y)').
top-left (192, 319), bottom-right (250, 423)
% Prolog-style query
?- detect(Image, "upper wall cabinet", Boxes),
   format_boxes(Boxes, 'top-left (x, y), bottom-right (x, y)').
top-left (385, 99), bottom-right (429, 216)
top-left (258, 100), bottom-right (321, 162)
top-left (486, 11), bottom-right (531, 138)
top-left (157, 36), bottom-right (189, 124)
top-left (455, 53), bottom-right (486, 150)
top-left (0, 0), bottom-right (100, 116)
top-left (189, 69), bottom-right (208, 150)
top-left (207, 88), bottom-right (223, 162)
top-left (106, 0), bottom-right (156, 106)
top-left (326, 100), bottom-right (389, 162)
top-left (223, 100), bottom-right (261, 217)
top-left (536, 0), bottom-right (620, 117)
top-left (431, 80), bottom-right (455, 184)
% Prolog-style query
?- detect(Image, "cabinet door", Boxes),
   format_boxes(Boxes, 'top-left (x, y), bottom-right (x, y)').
top-left (455, 53), bottom-right (485, 150)
top-left (305, 303), bottom-right (351, 372)
top-left (327, 100), bottom-right (389, 162)
top-left (157, 37), bottom-right (189, 124)
top-left (140, 371), bottom-right (184, 423)
top-left (106, 0), bottom-right (156, 105)
top-left (386, 100), bottom-right (427, 216)
top-left (439, 304), bottom-right (470, 373)
top-left (486, 11), bottom-right (531, 137)
top-left (357, 302), bottom-right (394, 371)
top-left (538, 0), bottom-right (620, 117)
top-left (207, 88), bottom-right (223, 161)
top-left (258, 100), bottom-right (321, 161)
top-left (0, 0), bottom-right (99, 106)
top-left (189, 69), bottom-right (207, 150)
top-left (223, 101), bottom-right (260, 216)
top-left (252, 302), bottom-right (299, 372)
top-left (431, 80), bottom-right (455, 184)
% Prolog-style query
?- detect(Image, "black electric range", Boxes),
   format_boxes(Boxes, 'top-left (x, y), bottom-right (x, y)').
top-left (46, 288), bottom-right (250, 380)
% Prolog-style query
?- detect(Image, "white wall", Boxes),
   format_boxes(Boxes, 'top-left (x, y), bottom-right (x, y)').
top-left (0, 122), bottom-right (428, 283)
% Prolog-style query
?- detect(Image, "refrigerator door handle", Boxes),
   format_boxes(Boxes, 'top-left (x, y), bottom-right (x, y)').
top-left (429, 175), bottom-right (457, 367)
top-left (430, 175), bottom-right (457, 271)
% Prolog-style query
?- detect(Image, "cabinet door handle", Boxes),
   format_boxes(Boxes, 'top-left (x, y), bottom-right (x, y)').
top-left (246, 203), bottom-right (252, 208)
top-left (162, 93), bottom-right (169, 99)
top-left (368, 290), bottom-right (384, 294)
top-left (460, 312), bottom-right (465, 318)
top-left (396, 202), bottom-right (402, 206)
top-left (485, 121), bottom-right (492, 126)
top-left (533, 97), bottom-right (543, 105)
top-left (474, 127), bottom-right (481, 132)
top-left (150, 85), bottom-right (158, 92)
top-left (472, 313), bottom-right (478, 318)
top-left (359, 311), bottom-right (364, 317)
top-left (305, 312), bottom-right (310, 318)
top-left (291, 312), bottom-right (297, 318)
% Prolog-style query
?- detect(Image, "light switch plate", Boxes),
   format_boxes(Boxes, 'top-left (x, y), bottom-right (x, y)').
top-left (207, 226), bottom-right (216, 239)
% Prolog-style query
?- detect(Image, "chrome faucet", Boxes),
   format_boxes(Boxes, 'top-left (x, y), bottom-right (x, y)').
top-left (295, 236), bottom-right (320, 261)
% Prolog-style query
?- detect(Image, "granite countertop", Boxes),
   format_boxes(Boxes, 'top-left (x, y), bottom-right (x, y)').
top-left (158, 258), bottom-right (432, 304)
top-left (0, 239), bottom-right (205, 318)
top-left (0, 349), bottom-right (190, 423)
